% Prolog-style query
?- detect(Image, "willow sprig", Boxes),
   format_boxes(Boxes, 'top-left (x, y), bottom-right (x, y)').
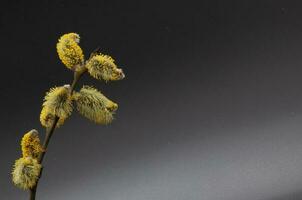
top-left (11, 33), bottom-right (125, 200)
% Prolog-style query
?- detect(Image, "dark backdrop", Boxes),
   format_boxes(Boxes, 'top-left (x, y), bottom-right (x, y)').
top-left (2, 0), bottom-right (302, 200)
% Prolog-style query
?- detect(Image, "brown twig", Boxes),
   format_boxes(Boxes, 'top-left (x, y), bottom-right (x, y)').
top-left (29, 67), bottom-right (86, 200)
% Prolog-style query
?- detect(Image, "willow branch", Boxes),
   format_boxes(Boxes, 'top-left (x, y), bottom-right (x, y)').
top-left (29, 67), bottom-right (86, 200)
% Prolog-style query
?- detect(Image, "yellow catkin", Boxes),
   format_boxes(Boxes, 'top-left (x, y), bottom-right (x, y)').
top-left (73, 85), bottom-right (118, 124)
top-left (42, 85), bottom-right (73, 120)
top-left (21, 130), bottom-right (44, 158)
top-left (12, 157), bottom-right (41, 190)
top-left (56, 33), bottom-right (84, 69)
top-left (40, 106), bottom-right (66, 128)
top-left (85, 54), bottom-right (125, 82)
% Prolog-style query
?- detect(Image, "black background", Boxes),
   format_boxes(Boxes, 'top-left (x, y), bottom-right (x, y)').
top-left (2, 0), bottom-right (302, 199)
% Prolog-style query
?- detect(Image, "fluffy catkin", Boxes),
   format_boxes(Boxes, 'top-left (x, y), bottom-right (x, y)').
top-left (73, 86), bottom-right (118, 124)
top-left (42, 85), bottom-right (73, 120)
top-left (85, 54), bottom-right (125, 82)
top-left (21, 130), bottom-right (44, 158)
top-left (12, 157), bottom-right (41, 190)
top-left (40, 106), bottom-right (66, 128)
top-left (56, 33), bottom-right (84, 69)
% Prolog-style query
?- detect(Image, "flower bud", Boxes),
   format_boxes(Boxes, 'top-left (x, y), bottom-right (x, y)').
top-left (21, 130), bottom-right (44, 158)
top-left (73, 86), bottom-right (118, 124)
top-left (42, 85), bottom-right (73, 120)
top-left (85, 54), bottom-right (125, 82)
top-left (56, 33), bottom-right (84, 69)
top-left (40, 106), bottom-right (66, 128)
top-left (12, 157), bottom-right (41, 190)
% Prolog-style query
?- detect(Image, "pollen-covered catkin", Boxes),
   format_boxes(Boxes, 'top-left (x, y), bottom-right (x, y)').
top-left (40, 106), bottom-right (66, 128)
top-left (21, 130), bottom-right (44, 158)
top-left (56, 33), bottom-right (84, 69)
top-left (42, 85), bottom-right (73, 120)
top-left (85, 54), bottom-right (125, 82)
top-left (12, 157), bottom-right (41, 190)
top-left (73, 86), bottom-right (118, 124)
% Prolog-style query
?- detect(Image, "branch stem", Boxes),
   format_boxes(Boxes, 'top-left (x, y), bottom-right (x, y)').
top-left (29, 67), bottom-right (86, 200)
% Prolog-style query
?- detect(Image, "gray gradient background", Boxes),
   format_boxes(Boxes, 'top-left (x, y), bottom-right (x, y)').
top-left (1, 0), bottom-right (302, 199)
